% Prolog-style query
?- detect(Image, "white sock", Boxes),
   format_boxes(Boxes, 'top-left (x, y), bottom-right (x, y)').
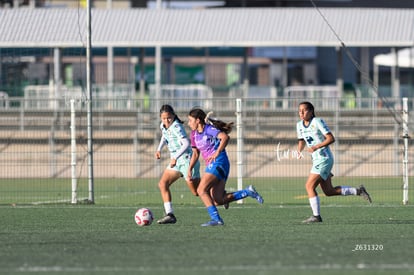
top-left (309, 196), bottom-right (320, 216)
top-left (164, 202), bottom-right (173, 215)
top-left (340, 186), bottom-right (357, 196)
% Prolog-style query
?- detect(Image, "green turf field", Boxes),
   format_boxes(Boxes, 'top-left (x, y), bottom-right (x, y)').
top-left (0, 178), bottom-right (413, 274)
top-left (0, 177), bottom-right (410, 206)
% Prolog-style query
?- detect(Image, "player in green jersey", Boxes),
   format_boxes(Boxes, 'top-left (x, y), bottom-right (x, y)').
top-left (296, 101), bottom-right (372, 223)
top-left (155, 105), bottom-right (201, 224)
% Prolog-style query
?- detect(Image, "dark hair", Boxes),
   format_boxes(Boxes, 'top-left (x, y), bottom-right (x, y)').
top-left (299, 101), bottom-right (316, 118)
top-left (188, 108), bottom-right (234, 134)
top-left (160, 104), bottom-right (183, 124)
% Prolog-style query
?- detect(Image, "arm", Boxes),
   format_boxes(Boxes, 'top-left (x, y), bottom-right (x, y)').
top-left (188, 147), bottom-right (200, 180)
top-left (207, 131), bottom-right (229, 163)
top-left (297, 139), bottom-right (306, 159)
top-left (172, 138), bottom-right (190, 160)
top-left (297, 139), bottom-right (306, 153)
top-left (170, 137), bottom-right (190, 167)
top-left (309, 133), bottom-right (335, 153)
top-left (155, 136), bottom-right (166, 159)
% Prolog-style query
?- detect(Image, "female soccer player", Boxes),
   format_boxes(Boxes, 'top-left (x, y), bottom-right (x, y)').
top-left (296, 101), bottom-right (372, 223)
top-left (155, 104), bottom-right (201, 224)
top-left (188, 108), bottom-right (264, 227)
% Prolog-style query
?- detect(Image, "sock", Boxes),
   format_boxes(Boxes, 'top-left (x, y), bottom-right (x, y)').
top-left (340, 186), bottom-right (357, 196)
top-left (309, 196), bottom-right (320, 216)
top-left (232, 189), bottom-right (249, 200)
top-left (164, 202), bottom-right (173, 215)
top-left (207, 205), bottom-right (221, 222)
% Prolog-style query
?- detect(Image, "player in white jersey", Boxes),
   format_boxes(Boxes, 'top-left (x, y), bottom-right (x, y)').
top-left (296, 101), bottom-right (372, 223)
top-left (155, 105), bottom-right (201, 224)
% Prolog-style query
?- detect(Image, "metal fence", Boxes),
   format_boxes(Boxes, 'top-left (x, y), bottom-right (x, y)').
top-left (0, 96), bottom-right (412, 204)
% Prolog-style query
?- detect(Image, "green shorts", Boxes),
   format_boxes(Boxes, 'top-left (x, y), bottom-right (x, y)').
top-left (167, 154), bottom-right (201, 180)
top-left (310, 157), bottom-right (333, 181)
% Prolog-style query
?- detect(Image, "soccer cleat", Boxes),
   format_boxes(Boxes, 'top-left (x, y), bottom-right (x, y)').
top-left (201, 219), bottom-right (224, 227)
top-left (223, 190), bottom-right (229, 209)
top-left (302, 215), bottom-right (323, 223)
top-left (358, 185), bottom-right (372, 203)
top-left (246, 185), bottom-right (264, 204)
top-left (157, 213), bottom-right (177, 224)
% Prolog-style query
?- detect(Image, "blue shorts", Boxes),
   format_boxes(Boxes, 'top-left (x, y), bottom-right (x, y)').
top-left (205, 153), bottom-right (230, 181)
top-left (311, 157), bottom-right (333, 181)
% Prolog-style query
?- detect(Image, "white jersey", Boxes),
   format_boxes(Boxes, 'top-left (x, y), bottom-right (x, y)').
top-left (296, 117), bottom-right (333, 161)
top-left (160, 120), bottom-right (192, 160)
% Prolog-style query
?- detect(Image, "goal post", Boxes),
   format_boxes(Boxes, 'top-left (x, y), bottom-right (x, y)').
top-left (402, 97), bottom-right (409, 205)
top-left (70, 99), bottom-right (78, 204)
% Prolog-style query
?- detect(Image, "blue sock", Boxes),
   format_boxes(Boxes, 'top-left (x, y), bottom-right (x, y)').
top-left (232, 189), bottom-right (249, 201)
top-left (207, 205), bottom-right (221, 221)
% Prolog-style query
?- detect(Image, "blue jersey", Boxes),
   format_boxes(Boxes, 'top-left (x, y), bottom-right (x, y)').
top-left (190, 124), bottom-right (224, 165)
top-left (296, 117), bottom-right (333, 162)
top-left (190, 124), bottom-right (229, 180)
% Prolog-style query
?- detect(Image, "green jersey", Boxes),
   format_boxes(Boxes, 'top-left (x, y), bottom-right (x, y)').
top-left (296, 117), bottom-right (333, 161)
top-left (159, 120), bottom-right (192, 160)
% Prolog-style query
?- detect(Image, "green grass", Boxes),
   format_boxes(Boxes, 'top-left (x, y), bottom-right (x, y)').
top-left (0, 204), bottom-right (414, 275)
top-left (0, 177), bottom-right (413, 274)
top-left (0, 177), bottom-right (411, 206)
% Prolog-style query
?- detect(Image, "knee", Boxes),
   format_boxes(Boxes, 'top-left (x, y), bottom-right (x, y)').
top-left (197, 185), bottom-right (207, 196)
top-left (158, 180), bottom-right (168, 191)
top-left (324, 187), bottom-right (340, 196)
top-left (305, 184), bottom-right (315, 193)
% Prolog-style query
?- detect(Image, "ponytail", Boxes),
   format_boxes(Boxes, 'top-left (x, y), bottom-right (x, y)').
top-left (189, 108), bottom-right (233, 134)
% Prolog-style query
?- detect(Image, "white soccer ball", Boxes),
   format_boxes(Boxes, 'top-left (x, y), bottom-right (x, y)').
top-left (134, 208), bottom-right (154, 226)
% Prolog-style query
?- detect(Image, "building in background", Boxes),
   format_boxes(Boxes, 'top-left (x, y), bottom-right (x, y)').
top-left (0, 0), bottom-right (413, 101)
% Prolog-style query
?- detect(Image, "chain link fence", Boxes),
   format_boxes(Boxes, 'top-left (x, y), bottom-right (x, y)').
top-left (0, 95), bottom-right (412, 205)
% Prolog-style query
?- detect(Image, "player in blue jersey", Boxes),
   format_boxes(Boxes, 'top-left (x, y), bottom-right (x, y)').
top-left (155, 105), bottom-right (201, 224)
top-left (296, 101), bottom-right (372, 223)
top-left (188, 108), bottom-right (264, 227)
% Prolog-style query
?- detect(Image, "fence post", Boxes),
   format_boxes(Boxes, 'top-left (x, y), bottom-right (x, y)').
top-left (236, 98), bottom-right (244, 204)
top-left (133, 130), bottom-right (140, 178)
top-left (49, 131), bottom-right (56, 178)
top-left (70, 99), bottom-right (78, 204)
top-left (402, 97), bottom-right (409, 205)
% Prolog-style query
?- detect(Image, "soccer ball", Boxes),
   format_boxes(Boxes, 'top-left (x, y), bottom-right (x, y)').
top-left (134, 208), bottom-right (154, 226)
